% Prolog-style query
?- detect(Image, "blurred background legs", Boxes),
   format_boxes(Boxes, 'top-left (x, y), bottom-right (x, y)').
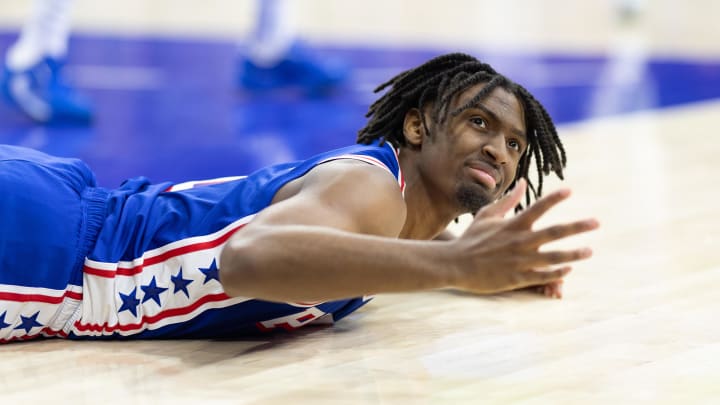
top-left (238, 0), bottom-right (349, 94)
top-left (2, 0), bottom-right (92, 124)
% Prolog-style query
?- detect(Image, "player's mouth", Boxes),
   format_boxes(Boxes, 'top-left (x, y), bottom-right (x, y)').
top-left (466, 162), bottom-right (500, 189)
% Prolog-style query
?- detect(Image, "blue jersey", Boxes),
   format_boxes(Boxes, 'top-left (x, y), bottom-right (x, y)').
top-left (0, 142), bottom-right (404, 342)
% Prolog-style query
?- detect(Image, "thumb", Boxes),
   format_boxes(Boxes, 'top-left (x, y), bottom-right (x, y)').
top-left (475, 178), bottom-right (526, 219)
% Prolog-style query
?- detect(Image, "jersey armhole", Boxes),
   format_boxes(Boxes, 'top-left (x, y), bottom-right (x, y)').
top-left (317, 153), bottom-right (405, 197)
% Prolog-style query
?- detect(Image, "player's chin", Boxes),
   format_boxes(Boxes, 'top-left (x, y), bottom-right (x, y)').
top-left (455, 183), bottom-right (495, 213)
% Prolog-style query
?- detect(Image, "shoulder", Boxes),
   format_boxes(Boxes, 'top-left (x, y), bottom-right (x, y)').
top-left (266, 158), bottom-right (407, 238)
top-left (304, 158), bottom-right (400, 193)
top-left (315, 141), bottom-right (402, 181)
top-left (306, 159), bottom-right (407, 232)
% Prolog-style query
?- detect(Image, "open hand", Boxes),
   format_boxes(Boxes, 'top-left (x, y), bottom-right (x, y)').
top-left (449, 179), bottom-right (599, 296)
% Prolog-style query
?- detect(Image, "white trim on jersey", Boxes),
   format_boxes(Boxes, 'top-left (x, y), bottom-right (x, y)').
top-left (0, 283), bottom-right (83, 342)
top-left (75, 215), bottom-right (260, 337)
top-left (165, 175), bottom-right (247, 192)
top-left (318, 151), bottom-right (405, 195)
top-left (84, 214), bottom-right (257, 278)
top-left (0, 283), bottom-right (82, 299)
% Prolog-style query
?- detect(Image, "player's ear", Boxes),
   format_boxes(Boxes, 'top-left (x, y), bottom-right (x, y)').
top-left (402, 108), bottom-right (425, 147)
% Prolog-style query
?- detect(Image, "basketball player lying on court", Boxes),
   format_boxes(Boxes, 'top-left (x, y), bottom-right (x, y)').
top-left (0, 53), bottom-right (599, 342)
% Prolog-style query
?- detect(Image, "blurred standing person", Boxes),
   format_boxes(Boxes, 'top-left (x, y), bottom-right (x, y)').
top-left (237, 0), bottom-right (349, 94)
top-left (1, 0), bottom-right (93, 125)
top-left (1, 0), bottom-right (348, 125)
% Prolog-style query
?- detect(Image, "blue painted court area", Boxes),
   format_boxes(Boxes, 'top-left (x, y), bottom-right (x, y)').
top-left (1, 31), bottom-right (719, 187)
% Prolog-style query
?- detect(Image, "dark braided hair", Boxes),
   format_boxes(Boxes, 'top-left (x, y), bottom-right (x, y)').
top-left (356, 53), bottom-right (566, 208)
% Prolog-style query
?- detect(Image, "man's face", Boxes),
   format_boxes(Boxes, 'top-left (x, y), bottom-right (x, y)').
top-left (415, 82), bottom-right (528, 214)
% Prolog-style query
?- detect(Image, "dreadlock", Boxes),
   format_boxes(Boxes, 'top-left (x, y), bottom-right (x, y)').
top-left (356, 53), bottom-right (566, 208)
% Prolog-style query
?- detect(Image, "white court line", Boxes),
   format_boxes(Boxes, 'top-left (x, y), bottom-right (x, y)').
top-left (65, 65), bottom-right (165, 90)
top-left (65, 60), bottom-right (639, 95)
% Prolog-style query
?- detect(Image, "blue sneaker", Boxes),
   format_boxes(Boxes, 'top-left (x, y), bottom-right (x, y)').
top-left (1, 57), bottom-right (93, 124)
top-left (238, 44), bottom-right (349, 95)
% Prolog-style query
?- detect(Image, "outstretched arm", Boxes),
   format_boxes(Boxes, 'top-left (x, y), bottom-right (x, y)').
top-left (219, 162), bottom-right (598, 302)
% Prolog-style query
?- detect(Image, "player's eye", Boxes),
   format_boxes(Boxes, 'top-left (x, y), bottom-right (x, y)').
top-left (508, 139), bottom-right (521, 151)
top-left (470, 117), bottom-right (487, 128)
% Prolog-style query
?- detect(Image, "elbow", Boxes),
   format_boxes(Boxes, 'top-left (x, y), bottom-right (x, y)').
top-left (219, 236), bottom-right (263, 298)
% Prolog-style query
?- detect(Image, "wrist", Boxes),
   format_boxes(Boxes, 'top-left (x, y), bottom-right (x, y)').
top-left (426, 240), bottom-right (460, 289)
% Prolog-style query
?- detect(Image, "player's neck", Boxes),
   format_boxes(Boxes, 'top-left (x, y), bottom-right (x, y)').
top-left (397, 156), bottom-right (460, 240)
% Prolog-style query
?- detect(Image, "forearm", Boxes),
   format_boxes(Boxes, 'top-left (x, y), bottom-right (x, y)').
top-left (219, 225), bottom-right (454, 302)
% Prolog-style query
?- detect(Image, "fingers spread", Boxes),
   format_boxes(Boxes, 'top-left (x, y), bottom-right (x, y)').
top-left (526, 219), bottom-right (600, 246)
top-left (534, 248), bottom-right (593, 267)
top-left (524, 266), bottom-right (572, 285)
top-left (511, 187), bottom-right (571, 228)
